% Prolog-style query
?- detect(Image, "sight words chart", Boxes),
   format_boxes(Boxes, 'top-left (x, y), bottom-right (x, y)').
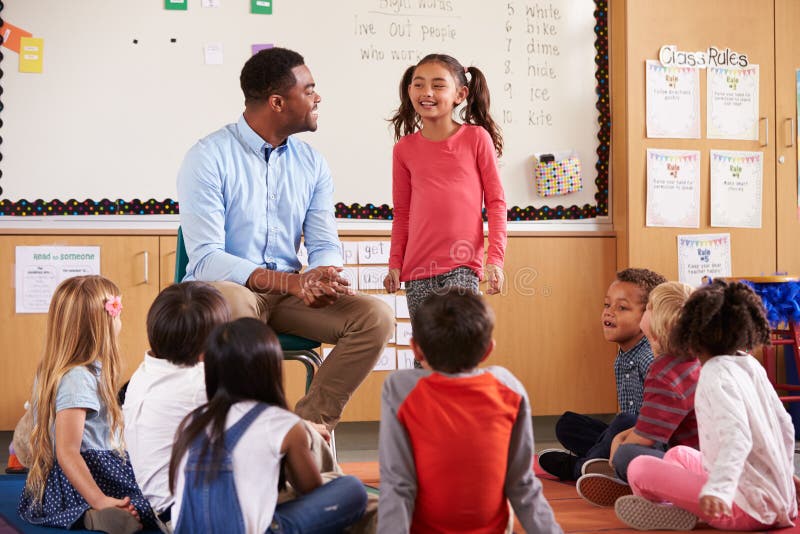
top-left (677, 234), bottom-right (731, 287)
top-left (710, 150), bottom-right (763, 228)
top-left (707, 65), bottom-right (760, 140)
top-left (646, 149), bottom-right (701, 228)
top-left (645, 60), bottom-right (700, 138)
top-left (15, 246), bottom-right (100, 313)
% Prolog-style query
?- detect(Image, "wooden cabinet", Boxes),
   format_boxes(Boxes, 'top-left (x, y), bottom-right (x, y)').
top-left (612, 0), bottom-right (797, 278)
top-left (0, 232), bottom-right (617, 427)
top-left (0, 235), bottom-right (160, 429)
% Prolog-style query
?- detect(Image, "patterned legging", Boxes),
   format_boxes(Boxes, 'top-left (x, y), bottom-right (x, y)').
top-left (405, 267), bottom-right (480, 368)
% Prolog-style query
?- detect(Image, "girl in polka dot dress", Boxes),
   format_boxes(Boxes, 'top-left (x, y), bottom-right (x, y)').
top-left (19, 275), bottom-right (157, 534)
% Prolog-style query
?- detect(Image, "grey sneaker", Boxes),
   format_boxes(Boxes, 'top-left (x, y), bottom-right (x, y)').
top-left (577, 473), bottom-right (632, 507)
top-left (615, 495), bottom-right (698, 530)
top-left (581, 457), bottom-right (616, 477)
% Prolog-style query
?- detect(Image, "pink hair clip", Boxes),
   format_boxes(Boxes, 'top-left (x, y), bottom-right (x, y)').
top-left (105, 295), bottom-right (123, 318)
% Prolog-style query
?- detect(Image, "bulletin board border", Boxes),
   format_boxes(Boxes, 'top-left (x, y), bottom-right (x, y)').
top-left (0, 0), bottom-right (609, 220)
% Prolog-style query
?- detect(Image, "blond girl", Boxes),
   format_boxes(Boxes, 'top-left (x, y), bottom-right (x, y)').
top-left (19, 275), bottom-right (156, 533)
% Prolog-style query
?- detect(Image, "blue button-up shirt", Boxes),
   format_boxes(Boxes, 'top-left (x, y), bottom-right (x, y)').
top-left (177, 115), bottom-right (342, 284)
top-left (613, 336), bottom-right (653, 415)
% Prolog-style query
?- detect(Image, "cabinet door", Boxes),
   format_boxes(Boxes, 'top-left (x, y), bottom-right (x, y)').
top-left (624, 0), bottom-right (777, 279)
top-left (0, 235), bottom-right (159, 429)
top-left (776, 0), bottom-right (800, 273)
top-left (160, 235), bottom-right (178, 291)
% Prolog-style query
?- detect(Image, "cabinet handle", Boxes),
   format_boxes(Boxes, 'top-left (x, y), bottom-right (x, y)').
top-left (786, 118), bottom-right (796, 148)
top-left (760, 117), bottom-right (769, 147)
top-left (138, 250), bottom-right (149, 285)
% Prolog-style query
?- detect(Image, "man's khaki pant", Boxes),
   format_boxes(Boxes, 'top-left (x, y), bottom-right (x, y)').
top-left (210, 281), bottom-right (394, 430)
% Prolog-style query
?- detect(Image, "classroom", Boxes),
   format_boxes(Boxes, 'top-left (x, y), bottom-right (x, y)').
top-left (0, 0), bottom-right (799, 532)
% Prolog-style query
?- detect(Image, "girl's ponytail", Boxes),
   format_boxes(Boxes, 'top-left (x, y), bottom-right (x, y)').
top-left (389, 65), bottom-right (420, 142)
top-left (462, 66), bottom-right (503, 157)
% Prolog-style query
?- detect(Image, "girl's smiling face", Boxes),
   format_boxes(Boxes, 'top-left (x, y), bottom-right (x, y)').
top-left (602, 281), bottom-right (646, 351)
top-left (407, 61), bottom-right (467, 122)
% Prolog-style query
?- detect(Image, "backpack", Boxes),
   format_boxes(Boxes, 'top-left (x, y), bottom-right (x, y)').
top-left (174, 403), bottom-right (267, 534)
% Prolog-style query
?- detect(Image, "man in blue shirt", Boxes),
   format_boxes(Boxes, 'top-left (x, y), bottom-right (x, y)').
top-left (177, 47), bottom-right (394, 431)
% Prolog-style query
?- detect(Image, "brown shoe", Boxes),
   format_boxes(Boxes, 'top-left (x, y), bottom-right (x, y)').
top-left (581, 458), bottom-right (616, 477)
top-left (577, 474), bottom-right (633, 507)
top-left (615, 495), bottom-right (697, 530)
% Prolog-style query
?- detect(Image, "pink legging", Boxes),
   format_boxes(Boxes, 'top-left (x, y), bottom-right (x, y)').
top-left (627, 446), bottom-right (770, 531)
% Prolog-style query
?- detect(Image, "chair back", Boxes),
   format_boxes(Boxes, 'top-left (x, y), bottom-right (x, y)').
top-left (175, 226), bottom-right (190, 283)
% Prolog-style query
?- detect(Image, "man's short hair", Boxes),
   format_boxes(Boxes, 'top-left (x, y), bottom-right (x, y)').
top-left (240, 47), bottom-right (305, 105)
top-left (411, 288), bottom-right (494, 373)
top-left (146, 282), bottom-right (231, 366)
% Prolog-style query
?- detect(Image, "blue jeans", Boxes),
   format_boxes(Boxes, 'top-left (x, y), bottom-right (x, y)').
top-left (555, 411), bottom-right (638, 479)
top-left (612, 442), bottom-right (666, 482)
top-left (268, 476), bottom-right (367, 534)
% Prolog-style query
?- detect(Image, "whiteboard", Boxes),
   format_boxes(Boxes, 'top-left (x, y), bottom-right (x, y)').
top-left (1, 0), bottom-right (606, 219)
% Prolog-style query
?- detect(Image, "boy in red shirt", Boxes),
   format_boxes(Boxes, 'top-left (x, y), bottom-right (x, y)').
top-left (378, 289), bottom-right (562, 533)
top-left (577, 281), bottom-right (700, 507)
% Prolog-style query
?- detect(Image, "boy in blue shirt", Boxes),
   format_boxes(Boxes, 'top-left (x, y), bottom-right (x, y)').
top-left (538, 268), bottom-right (666, 481)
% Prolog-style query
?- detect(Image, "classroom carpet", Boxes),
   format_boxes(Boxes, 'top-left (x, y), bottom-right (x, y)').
top-left (3, 467), bottom-right (800, 533)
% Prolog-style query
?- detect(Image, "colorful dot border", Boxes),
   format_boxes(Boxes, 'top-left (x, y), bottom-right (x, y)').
top-left (0, 0), bottom-right (609, 221)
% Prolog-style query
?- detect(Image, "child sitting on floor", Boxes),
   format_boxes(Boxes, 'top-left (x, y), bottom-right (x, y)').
top-left (378, 288), bottom-right (562, 533)
top-left (19, 275), bottom-right (157, 534)
top-left (123, 282), bottom-right (230, 525)
top-left (169, 318), bottom-right (367, 533)
top-left (616, 280), bottom-right (799, 531)
top-left (577, 281), bottom-right (700, 507)
top-left (538, 268), bottom-right (666, 481)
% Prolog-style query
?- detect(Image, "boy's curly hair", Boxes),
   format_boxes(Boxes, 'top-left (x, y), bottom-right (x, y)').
top-left (616, 268), bottom-right (668, 305)
top-left (670, 280), bottom-right (770, 358)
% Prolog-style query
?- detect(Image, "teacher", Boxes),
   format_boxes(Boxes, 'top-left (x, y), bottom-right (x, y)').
top-left (177, 47), bottom-right (394, 430)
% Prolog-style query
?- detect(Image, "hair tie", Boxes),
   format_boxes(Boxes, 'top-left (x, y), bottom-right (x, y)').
top-left (105, 295), bottom-right (123, 318)
top-left (464, 66), bottom-right (468, 73)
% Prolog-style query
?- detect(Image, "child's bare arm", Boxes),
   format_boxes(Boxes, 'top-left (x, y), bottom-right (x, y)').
top-left (282, 422), bottom-right (323, 495)
top-left (610, 428), bottom-right (655, 467)
top-left (55, 409), bottom-right (138, 518)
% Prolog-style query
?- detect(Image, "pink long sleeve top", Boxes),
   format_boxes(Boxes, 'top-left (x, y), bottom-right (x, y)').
top-left (388, 124), bottom-right (507, 282)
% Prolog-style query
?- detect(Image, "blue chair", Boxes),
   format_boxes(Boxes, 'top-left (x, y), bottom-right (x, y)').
top-left (174, 227), bottom-right (322, 392)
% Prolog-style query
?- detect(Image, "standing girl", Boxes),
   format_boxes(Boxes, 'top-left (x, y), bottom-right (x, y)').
top-left (169, 318), bottom-right (367, 534)
top-left (383, 53), bottom-right (507, 320)
top-left (615, 280), bottom-right (799, 531)
top-left (19, 275), bottom-right (156, 534)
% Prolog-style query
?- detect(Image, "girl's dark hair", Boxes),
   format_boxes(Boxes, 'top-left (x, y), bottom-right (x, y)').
top-left (168, 318), bottom-right (287, 491)
top-left (670, 280), bottom-right (771, 358)
top-left (389, 54), bottom-right (503, 156)
top-left (240, 47), bottom-right (305, 105)
top-left (147, 282), bottom-right (231, 366)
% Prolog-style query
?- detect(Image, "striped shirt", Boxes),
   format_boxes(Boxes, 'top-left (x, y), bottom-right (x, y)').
top-left (633, 353), bottom-right (700, 447)
top-left (614, 336), bottom-right (654, 414)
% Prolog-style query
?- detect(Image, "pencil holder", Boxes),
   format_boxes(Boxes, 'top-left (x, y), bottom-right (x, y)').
top-left (535, 155), bottom-right (583, 197)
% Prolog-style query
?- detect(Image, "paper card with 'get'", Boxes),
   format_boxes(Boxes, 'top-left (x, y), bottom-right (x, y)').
top-left (19, 37), bottom-right (44, 73)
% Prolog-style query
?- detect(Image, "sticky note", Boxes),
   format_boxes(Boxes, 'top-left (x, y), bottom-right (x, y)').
top-left (251, 0), bottom-right (273, 15)
top-left (201, 0), bottom-right (220, 7)
top-left (19, 37), bottom-right (43, 73)
top-left (0, 21), bottom-right (33, 53)
top-left (204, 43), bottom-right (224, 65)
top-left (165, 0), bottom-right (188, 10)
top-left (251, 43), bottom-right (274, 55)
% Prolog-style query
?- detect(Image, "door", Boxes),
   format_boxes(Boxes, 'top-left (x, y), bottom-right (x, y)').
top-left (776, 0), bottom-right (800, 274)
